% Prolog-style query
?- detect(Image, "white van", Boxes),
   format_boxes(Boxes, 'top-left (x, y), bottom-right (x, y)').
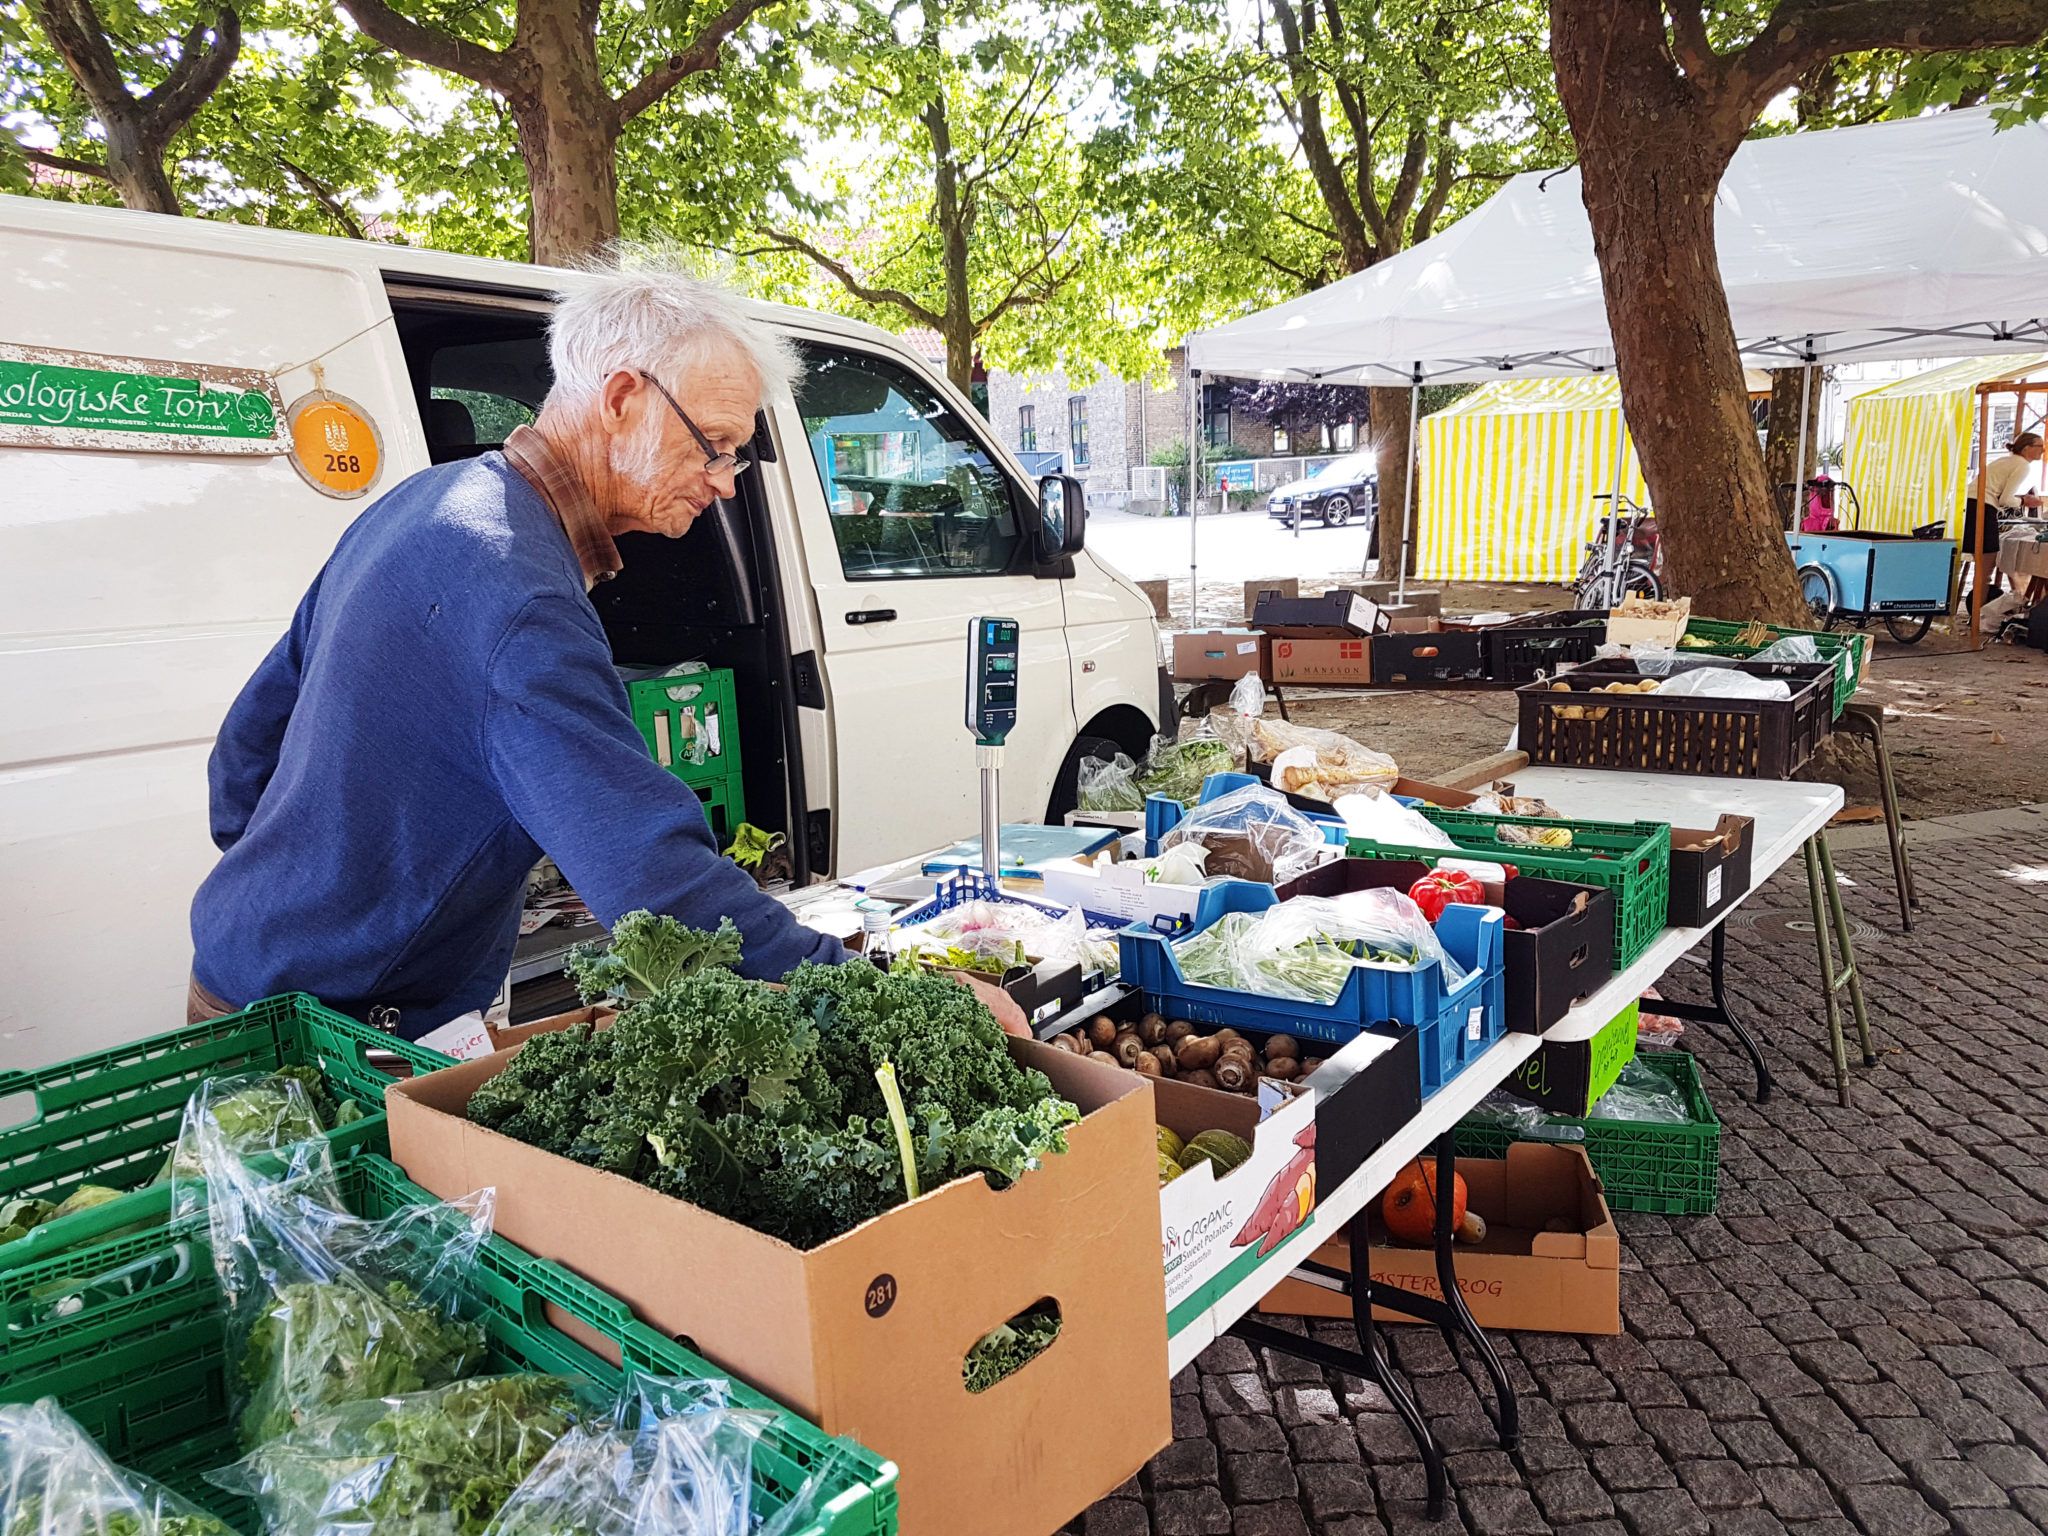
top-left (0, 196), bottom-right (1168, 1070)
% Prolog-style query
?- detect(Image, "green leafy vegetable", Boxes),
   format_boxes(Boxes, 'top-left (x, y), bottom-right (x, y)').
top-left (236, 1278), bottom-right (489, 1446)
top-left (470, 921), bottom-right (1079, 1249)
top-left (963, 1304), bottom-right (1062, 1394)
top-left (212, 1375), bottom-right (586, 1536)
top-left (0, 1400), bottom-right (234, 1536)
top-left (1174, 912), bottom-right (1418, 1003)
top-left (565, 913), bottom-right (743, 1002)
top-left (1136, 737), bottom-right (1237, 807)
top-left (887, 940), bottom-right (1024, 978)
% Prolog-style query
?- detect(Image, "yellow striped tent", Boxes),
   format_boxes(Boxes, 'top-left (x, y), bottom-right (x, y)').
top-left (1841, 354), bottom-right (2048, 535)
top-left (1415, 376), bottom-right (1650, 584)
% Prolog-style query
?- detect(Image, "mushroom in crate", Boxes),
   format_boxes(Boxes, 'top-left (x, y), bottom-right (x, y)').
top-left (1046, 1010), bottom-right (1327, 1102)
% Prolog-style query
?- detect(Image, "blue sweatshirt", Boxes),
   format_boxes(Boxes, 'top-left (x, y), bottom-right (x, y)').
top-left (191, 454), bottom-right (844, 1037)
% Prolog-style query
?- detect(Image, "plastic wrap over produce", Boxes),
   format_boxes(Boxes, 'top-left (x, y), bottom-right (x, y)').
top-left (1172, 891), bottom-right (1463, 1004)
top-left (1333, 790), bottom-right (1454, 850)
top-left (1653, 668), bottom-right (1791, 701)
top-left (184, 1106), bottom-right (494, 1448)
top-left (1076, 751), bottom-right (1142, 813)
top-left (1158, 783), bottom-right (1332, 883)
top-left (1214, 713), bottom-right (1400, 802)
top-left (0, 1399), bottom-right (235, 1536)
top-left (890, 897), bottom-right (1084, 972)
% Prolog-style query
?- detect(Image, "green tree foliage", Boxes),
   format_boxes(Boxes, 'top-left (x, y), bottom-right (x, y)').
top-left (733, 0), bottom-right (1178, 391)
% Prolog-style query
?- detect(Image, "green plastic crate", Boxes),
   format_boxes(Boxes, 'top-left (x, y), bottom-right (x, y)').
top-left (0, 995), bottom-right (449, 1269)
top-left (1454, 1049), bottom-right (1720, 1215)
top-left (1348, 808), bottom-right (1672, 966)
top-left (627, 670), bottom-right (746, 845)
top-left (0, 1154), bottom-right (897, 1536)
top-left (1681, 618), bottom-right (1869, 718)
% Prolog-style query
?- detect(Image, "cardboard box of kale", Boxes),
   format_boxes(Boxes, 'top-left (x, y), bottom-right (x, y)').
top-left (387, 1031), bottom-right (1170, 1536)
top-left (1253, 589), bottom-right (1387, 636)
top-left (1666, 815), bottom-right (1755, 927)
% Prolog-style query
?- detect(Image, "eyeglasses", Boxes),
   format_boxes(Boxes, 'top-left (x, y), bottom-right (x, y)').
top-left (636, 370), bottom-right (753, 475)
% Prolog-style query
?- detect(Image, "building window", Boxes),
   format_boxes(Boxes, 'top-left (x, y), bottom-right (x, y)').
top-left (1202, 384), bottom-right (1231, 450)
top-left (1335, 420), bottom-right (1355, 451)
top-left (1018, 404), bottom-right (1036, 452)
top-left (1069, 395), bottom-right (1090, 467)
top-left (1273, 426), bottom-right (1290, 453)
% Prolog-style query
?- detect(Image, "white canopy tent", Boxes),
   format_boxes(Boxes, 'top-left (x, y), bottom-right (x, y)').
top-left (1179, 108), bottom-right (2048, 619)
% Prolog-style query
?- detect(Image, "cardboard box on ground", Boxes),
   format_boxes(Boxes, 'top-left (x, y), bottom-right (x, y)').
top-left (386, 1032), bottom-right (1171, 1536)
top-left (1259, 1142), bottom-right (1622, 1334)
top-left (1172, 629), bottom-right (1268, 681)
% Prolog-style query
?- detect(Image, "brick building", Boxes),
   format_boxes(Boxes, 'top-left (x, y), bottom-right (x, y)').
top-left (983, 348), bottom-right (1367, 509)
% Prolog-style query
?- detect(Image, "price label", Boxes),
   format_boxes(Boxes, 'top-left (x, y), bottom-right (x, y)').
top-left (1467, 1006), bottom-right (1484, 1041)
top-left (1705, 867), bottom-right (1724, 906)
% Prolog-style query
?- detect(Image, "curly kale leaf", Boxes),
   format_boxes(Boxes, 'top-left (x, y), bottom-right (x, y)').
top-left (236, 1278), bottom-right (488, 1446)
top-left (220, 1376), bottom-right (584, 1536)
top-left (963, 1302), bottom-right (1063, 1394)
top-left (565, 913), bottom-right (743, 1003)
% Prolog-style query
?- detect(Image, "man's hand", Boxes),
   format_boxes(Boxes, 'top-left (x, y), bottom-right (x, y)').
top-left (961, 973), bottom-right (1031, 1037)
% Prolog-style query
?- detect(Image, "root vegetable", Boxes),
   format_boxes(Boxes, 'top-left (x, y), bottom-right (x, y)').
top-left (1214, 1056), bottom-right (1253, 1092)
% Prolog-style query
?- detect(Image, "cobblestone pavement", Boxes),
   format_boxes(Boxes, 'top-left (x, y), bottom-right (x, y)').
top-left (1073, 826), bottom-right (2048, 1536)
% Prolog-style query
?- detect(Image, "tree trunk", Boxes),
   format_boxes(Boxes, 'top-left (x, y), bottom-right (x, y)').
top-left (101, 117), bottom-right (182, 215)
top-left (1367, 384), bottom-right (1412, 579)
top-left (511, 15), bottom-right (620, 265)
top-left (925, 98), bottom-right (975, 393)
top-left (1552, 7), bottom-right (1807, 626)
top-left (1763, 367), bottom-right (1824, 530)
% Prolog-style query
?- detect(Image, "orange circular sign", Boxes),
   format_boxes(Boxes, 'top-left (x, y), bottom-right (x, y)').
top-left (287, 393), bottom-right (382, 498)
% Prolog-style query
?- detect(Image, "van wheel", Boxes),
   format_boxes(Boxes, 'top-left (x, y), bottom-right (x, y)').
top-left (1046, 733), bottom-right (1136, 823)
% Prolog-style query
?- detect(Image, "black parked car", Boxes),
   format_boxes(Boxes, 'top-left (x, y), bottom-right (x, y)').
top-left (1266, 450), bottom-right (1379, 541)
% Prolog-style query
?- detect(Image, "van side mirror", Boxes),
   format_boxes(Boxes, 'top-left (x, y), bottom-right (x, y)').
top-left (1037, 474), bottom-right (1086, 561)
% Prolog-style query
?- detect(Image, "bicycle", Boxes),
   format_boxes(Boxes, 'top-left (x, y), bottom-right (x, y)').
top-left (1573, 493), bottom-right (1663, 609)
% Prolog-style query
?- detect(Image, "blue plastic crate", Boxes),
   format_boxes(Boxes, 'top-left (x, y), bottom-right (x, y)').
top-left (1141, 772), bottom-right (1350, 858)
top-left (1118, 881), bottom-right (1504, 1096)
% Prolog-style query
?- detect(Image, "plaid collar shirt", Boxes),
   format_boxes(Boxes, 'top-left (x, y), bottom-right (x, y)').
top-left (502, 423), bottom-right (623, 590)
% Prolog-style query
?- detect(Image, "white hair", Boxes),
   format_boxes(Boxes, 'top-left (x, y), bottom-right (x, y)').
top-left (546, 251), bottom-right (800, 411)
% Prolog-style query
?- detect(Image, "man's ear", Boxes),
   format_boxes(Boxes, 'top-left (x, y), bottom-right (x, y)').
top-left (599, 370), bottom-right (641, 438)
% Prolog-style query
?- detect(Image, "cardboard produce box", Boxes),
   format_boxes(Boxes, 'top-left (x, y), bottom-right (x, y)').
top-left (1253, 589), bottom-right (1386, 635)
top-left (1604, 594), bottom-right (1692, 648)
top-left (1666, 815), bottom-right (1755, 927)
top-left (1173, 628), bottom-right (1269, 681)
top-left (1269, 634), bottom-right (1374, 685)
top-left (387, 1036), bottom-right (1170, 1536)
top-left (1260, 1143), bottom-right (1621, 1334)
top-left (486, 1004), bottom-right (615, 1055)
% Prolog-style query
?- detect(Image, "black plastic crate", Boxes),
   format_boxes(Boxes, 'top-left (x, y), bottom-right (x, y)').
top-left (1482, 612), bottom-right (1608, 684)
top-left (1370, 630), bottom-right (1486, 684)
top-left (1517, 658), bottom-right (1834, 779)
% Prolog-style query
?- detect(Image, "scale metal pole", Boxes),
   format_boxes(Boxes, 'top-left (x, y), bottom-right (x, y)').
top-left (978, 747), bottom-right (1002, 880)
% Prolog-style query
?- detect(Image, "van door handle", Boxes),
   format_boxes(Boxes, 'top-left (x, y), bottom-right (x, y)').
top-left (845, 608), bottom-right (898, 625)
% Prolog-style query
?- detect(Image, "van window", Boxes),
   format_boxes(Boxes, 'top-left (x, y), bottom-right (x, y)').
top-left (793, 343), bottom-right (1022, 579)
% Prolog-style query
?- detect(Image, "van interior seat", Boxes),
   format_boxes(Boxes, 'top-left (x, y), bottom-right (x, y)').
top-left (426, 397), bottom-right (491, 462)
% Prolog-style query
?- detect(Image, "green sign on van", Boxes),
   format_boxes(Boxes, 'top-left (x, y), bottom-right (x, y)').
top-left (0, 346), bottom-right (285, 453)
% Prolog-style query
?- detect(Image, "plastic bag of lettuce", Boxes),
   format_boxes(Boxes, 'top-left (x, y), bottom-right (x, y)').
top-left (0, 1399), bottom-right (234, 1536)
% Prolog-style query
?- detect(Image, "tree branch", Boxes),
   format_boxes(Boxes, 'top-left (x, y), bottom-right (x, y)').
top-left (335, 0), bottom-right (515, 92)
top-left (275, 151), bottom-right (366, 239)
top-left (1269, 0), bottom-right (1373, 270)
top-left (1411, 123), bottom-right (1459, 242)
top-left (143, 6), bottom-right (241, 141)
top-left (28, 0), bottom-right (130, 111)
top-left (750, 228), bottom-right (945, 328)
top-left (1731, 0), bottom-right (2048, 119)
top-left (12, 141), bottom-right (110, 179)
top-left (613, 0), bottom-right (780, 125)
top-left (1666, 0), bottom-right (1715, 78)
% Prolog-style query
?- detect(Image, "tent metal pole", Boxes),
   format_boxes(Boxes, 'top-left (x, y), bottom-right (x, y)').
top-left (1794, 348), bottom-right (1814, 521)
top-left (1188, 366), bottom-right (1201, 628)
top-left (1972, 384), bottom-right (1991, 646)
top-left (1396, 366), bottom-right (1421, 602)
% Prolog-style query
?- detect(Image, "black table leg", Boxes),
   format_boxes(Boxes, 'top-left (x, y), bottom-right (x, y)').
top-left (1229, 1224), bottom-right (1450, 1519)
top-left (1654, 924), bottom-right (1772, 1102)
top-left (1431, 1132), bottom-right (1519, 1450)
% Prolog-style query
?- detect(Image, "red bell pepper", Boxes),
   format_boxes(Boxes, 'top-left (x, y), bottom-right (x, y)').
top-left (1408, 869), bottom-right (1485, 923)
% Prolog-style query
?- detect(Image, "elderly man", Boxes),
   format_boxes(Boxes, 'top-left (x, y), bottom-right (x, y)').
top-left (190, 262), bottom-right (1021, 1040)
